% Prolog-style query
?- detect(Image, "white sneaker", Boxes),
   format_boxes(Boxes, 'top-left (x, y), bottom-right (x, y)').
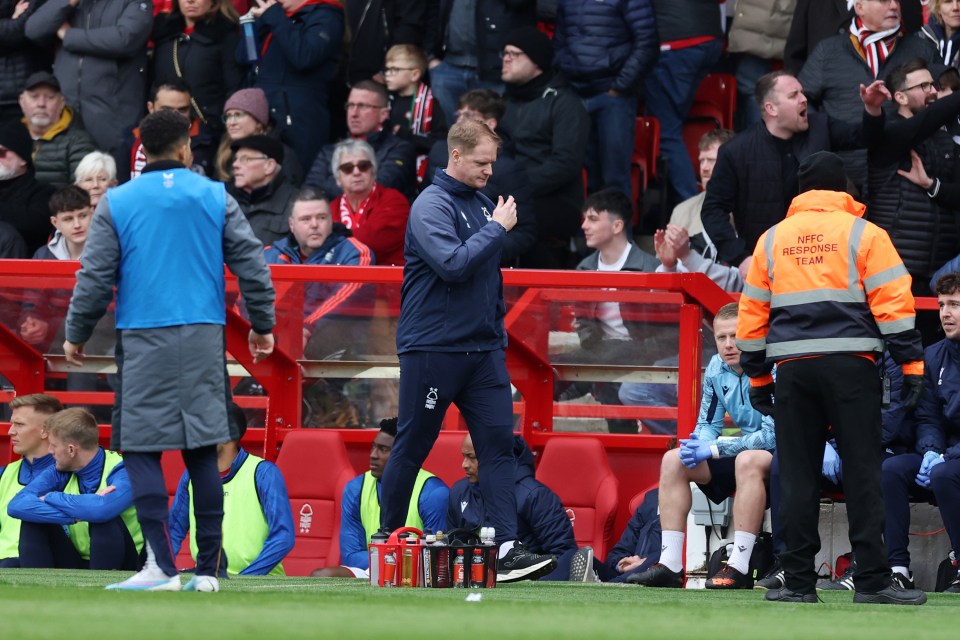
top-left (183, 575), bottom-right (220, 592)
top-left (105, 566), bottom-right (181, 591)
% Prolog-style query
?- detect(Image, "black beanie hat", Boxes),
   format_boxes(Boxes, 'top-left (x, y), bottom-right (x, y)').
top-left (798, 151), bottom-right (847, 193)
top-left (0, 120), bottom-right (34, 170)
top-left (502, 27), bottom-right (554, 72)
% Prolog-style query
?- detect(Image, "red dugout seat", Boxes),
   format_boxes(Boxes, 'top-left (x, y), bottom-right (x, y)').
top-left (276, 430), bottom-right (356, 575)
top-left (688, 73), bottom-right (736, 130)
top-left (422, 430), bottom-right (469, 489)
top-left (535, 438), bottom-right (619, 560)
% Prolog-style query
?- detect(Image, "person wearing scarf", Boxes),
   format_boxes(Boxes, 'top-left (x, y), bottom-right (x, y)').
top-left (920, 0), bottom-right (960, 68)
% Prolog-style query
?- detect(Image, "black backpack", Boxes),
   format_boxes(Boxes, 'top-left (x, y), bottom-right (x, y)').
top-left (707, 531), bottom-right (774, 581)
top-left (934, 551), bottom-right (958, 592)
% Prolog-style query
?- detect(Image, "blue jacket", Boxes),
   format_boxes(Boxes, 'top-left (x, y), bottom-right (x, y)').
top-left (554, 0), bottom-right (659, 97)
top-left (168, 449), bottom-right (295, 576)
top-left (693, 354), bottom-right (776, 456)
top-left (0, 454), bottom-right (55, 488)
top-left (915, 338), bottom-right (960, 460)
top-left (397, 169), bottom-right (507, 353)
top-left (244, 2), bottom-right (344, 167)
top-left (8, 449), bottom-right (134, 525)
top-left (447, 436), bottom-right (577, 557)
top-left (338, 472), bottom-right (449, 569)
top-left (604, 488), bottom-right (661, 580)
top-left (264, 225), bottom-right (374, 334)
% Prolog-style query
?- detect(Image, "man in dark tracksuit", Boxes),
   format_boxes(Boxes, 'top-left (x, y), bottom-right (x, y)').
top-left (448, 434), bottom-right (578, 581)
top-left (379, 118), bottom-right (557, 583)
top-left (64, 110), bottom-right (276, 592)
top-left (883, 273), bottom-right (960, 593)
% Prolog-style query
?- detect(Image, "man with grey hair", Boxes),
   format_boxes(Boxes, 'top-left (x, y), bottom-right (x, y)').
top-left (329, 138), bottom-right (410, 267)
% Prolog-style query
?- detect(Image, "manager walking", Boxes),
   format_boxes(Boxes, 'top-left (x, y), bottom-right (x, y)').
top-left (64, 110), bottom-right (276, 592)
top-left (379, 119), bottom-right (556, 583)
top-left (737, 151), bottom-right (926, 605)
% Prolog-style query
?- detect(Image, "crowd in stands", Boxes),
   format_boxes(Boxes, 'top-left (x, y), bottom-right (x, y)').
top-left (5, 0), bottom-right (960, 596)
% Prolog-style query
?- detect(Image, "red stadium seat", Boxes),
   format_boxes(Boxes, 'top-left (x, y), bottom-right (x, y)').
top-left (630, 116), bottom-right (661, 226)
top-left (276, 430), bottom-right (356, 576)
top-left (688, 73), bottom-right (736, 130)
top-left (535, 438), bottom-right (619, 560)
top-left (422, 430), bottom-right (469, 489)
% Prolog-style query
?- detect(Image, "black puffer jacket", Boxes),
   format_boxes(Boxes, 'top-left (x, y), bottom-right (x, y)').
top-left (0, 0), bottom-right (51, 113)
top-left (553, 0), bottom-right (659, 97)
top-left (866, 94), bottom-right (960, 284)
top-left (151, 12), bottom-right (242, 135)
top-left (31, 107), bottom-right (97, 187)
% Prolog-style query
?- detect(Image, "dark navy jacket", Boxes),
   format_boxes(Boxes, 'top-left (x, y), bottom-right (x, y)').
top-left (604, 488), bottom-right (661, 581)
top-left (554, 0), bottom-right (659, 97)
top-left (396, 169), bottom-right (507, 354)
top-left (880, 352), bottom-right (916, 454)
top-left (915, 338), bottom-right (960, 460)
top-left (446, 436), bottom-right (577, 557)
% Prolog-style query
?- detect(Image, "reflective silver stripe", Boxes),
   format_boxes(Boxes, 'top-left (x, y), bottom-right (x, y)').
top-left (848, 217), bottom-right (866, 293)
top-left (765, 225), bottom-right (777, 283)
top-left (742, 282), bottom-right (771, 302)
top-left (736, 338), bottom-right (766, 351)
top-left (863, 263), bottom-right (910, 293)
top-left (877, 316), bottom-right (916, 335)
top-left (766, 337), bottom-right (884, 357)
top-left (770, 288), bottom-right (866, 308)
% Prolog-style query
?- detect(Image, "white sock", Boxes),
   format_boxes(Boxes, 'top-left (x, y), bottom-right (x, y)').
top-left (659, 530), bottom-right (685, 572)
top-left (727, 531), bottom-right (756, 574)
top-left (498, 540), bottom-right (515, 559)
top-left (891, 565), bottom-right (911, 579)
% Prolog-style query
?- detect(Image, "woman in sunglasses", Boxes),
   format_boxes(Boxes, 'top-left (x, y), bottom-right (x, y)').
top-left (329, 139), bottom-right (410, 267)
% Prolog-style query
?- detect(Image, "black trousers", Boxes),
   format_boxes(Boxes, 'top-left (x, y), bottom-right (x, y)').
top-left (775, 355), bottom-right (889, 594)
top-left (19, 518), bottom-right (139, 570)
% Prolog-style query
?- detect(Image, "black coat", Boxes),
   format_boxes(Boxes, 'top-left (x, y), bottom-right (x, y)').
top-left (701, 111), bottom-right (883, 266)
top-left (500, 71), bottom-right (589, 242)
top-left (0, 172), bottom-right (54, 255)
top-left (0, 0), bottom-right (51, 112)
top-left (343, 0), bottom-right (427, 84)
top-left (151, 12), bottom-right (242, 135)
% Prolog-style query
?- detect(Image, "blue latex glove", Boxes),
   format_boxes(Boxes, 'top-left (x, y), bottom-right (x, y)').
top-left (822, 443), bottom-right (842, 485)
top-left (678, 436), bottom-right (714, 469)
top-left (916, 451), bottom-right (944, 488)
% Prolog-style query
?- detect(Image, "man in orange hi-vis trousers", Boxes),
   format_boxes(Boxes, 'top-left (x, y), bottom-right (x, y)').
top-left (736, 151), bottom-right (927, 606)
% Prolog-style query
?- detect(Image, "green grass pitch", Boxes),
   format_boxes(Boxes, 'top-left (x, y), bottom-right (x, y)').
top-left (1, 570), bottom-right (957, 640)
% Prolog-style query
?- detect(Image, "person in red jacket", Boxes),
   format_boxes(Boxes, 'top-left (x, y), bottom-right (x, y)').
top-left (329, 139), bottom-right (410, 267)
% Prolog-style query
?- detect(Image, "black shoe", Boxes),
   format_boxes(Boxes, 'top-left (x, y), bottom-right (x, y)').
top-left (854, 582), bottom-right (927, 605)
top-left (705, 564), bottom-right (754, 589)
top-left (496, 542), bottom-right (557, 583)
top-left (890, 572), bottom-right (915, 590)
top-left (943, 576), bottom-right (960, 593)
top-left (755, 556), bottom-right (785, 590)
top-left (764, 587), bottom-right (818, 603)
top-left (625, 563), bottom-right (685, 588)
top-left (816, 558), bottom-right (855, 590)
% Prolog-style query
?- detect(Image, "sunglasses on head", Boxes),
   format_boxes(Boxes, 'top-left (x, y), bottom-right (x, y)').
top-left (338, 160), bottom-right (373, 173)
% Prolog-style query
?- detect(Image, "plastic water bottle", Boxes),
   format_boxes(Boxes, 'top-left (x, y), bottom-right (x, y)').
top-left (453, 548), bottom-right (466, 588)
top-left (239, 11), bottom-right (258, 64)
top-left (369, 529), bottom-right (389, 586)
top-left (434, 531), bottom-right (451, 588)
top-left (422, 534), bottom-right (436, 587)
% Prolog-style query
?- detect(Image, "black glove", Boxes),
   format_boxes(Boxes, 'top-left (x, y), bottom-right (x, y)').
top-left (900, 374), bottom-right (924, 410)
top-left (748, 382), bottom-right (776, 417)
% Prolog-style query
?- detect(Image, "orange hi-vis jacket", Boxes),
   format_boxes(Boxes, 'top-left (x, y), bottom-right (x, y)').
top-left (736, 190), bottom-right (924, 386)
